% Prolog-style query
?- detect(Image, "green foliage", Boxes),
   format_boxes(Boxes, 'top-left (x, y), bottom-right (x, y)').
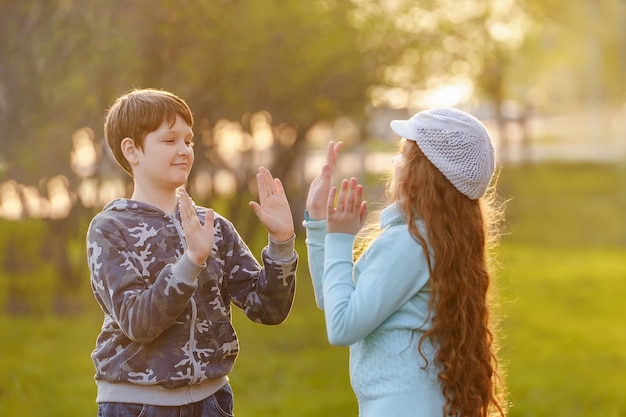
top-left (0, 0), bottom-right (373, 184)
top-left (0, 219), bottom-right (58, 314)
top-left (0, 217), bottom-right (91, 314)
top-left (0, 163), bottom-right (625, 416)
top-left (513, 0), bottom-right (626, 108)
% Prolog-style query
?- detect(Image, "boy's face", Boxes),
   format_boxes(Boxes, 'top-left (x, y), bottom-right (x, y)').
top-left (132, 114), bottom-right (194, 190)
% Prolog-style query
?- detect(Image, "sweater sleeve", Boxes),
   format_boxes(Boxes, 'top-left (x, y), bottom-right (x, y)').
top-left (322, 227), bottom-right (431, 346)
top-left (303, 217), bottom-right (327, 309)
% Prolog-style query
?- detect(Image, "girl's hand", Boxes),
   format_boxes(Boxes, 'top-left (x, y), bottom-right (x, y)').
top-left (305, 141), bottom-right (343, 220)
top-left (178, 188), bottom-right (214, 265)
top-left (327, 177), bottom-right (368, 235)
top-left (249, 166), bottom-right (294, 242)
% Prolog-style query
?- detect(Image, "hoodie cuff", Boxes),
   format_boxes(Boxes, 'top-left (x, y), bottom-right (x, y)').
top-left (172, 252), bottom-right (204, 286)
top-left (267, 233), bottom-right (296, 261)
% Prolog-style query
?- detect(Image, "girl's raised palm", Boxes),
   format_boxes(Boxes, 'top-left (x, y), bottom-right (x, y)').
top-left (327, 177), bottom-right (368, 235)
top-left (306, 141), bottom-right (343, 220)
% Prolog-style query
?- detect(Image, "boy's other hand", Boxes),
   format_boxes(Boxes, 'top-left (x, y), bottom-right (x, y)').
top-left (305, 141), bottom-right (342, 220)
top-left (178, 188), bottom-right (214, 265)
top-left (249, 167), bottom-right (294, 242)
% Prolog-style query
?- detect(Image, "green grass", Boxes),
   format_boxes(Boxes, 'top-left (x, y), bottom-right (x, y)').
top-left (494, 163), bottom-right (626, 417)
top-left (1, 162), bottom-right (625, 416)
top-left (0, 314), bottom-right (101, 416)
top-left (498, 244), bottom-right (626, 417)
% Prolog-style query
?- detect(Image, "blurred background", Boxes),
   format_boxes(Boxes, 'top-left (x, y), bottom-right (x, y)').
top-left (0, 0), bottom-right (624, 416)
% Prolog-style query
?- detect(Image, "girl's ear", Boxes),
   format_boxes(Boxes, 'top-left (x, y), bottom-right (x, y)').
top-left (120, 137), bottom-right (138, 165)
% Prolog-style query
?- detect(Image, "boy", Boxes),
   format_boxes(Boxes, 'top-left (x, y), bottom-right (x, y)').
top-left (87, 88), bottom-right (297, 416)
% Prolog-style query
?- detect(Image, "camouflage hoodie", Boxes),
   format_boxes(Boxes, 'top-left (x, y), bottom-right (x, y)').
top-left (87, 198), bottom-right (297, 397)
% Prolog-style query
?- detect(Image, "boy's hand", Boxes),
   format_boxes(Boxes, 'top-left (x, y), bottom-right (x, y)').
top-left (327, 177), bottom-right (368, 235)
top-left (178, 188), bottom-right (214, 265)
top-left (249, 166), bottom-right (294, 242)
top-left (305, 141), bottom-right (342, 220)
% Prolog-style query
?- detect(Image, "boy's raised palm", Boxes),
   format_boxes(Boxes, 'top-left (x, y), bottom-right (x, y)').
top-left (178, 188), bottom-right (214, 265)
top-left (249, 166), bottom-right (294, 242)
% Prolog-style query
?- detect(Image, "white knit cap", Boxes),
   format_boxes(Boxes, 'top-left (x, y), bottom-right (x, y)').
top-left (390, 107), bottom-right (495, 200)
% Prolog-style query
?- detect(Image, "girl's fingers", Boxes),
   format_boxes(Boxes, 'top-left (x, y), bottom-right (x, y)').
top-left (354, 183), bottom-right (364, 213)
top-left (330, 178), bottom-right (363, 214)
top-left (326, 141), bottom-right (343, 169)
top-left (345, 178), bottom-right (359, 212)
top-left (326, 141), bottom-right (335, 167)
top-left (327, 141), bottom-right (337, 168)
top-left (337, 179), bottom-right (348, 210)
top-left (338, 178), bottom-right (360, 213)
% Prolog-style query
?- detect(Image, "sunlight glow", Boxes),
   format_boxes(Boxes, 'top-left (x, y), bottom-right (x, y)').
top-left (99, 179), bottom-right (126, 204)
top-left (487, 0), bottom-right (526, 47)
top-left (70, 127), bottom-right (97, 178)
top-left (419, 80), bottom-right (473, 108)
top-left (277, 125), bottom-right (297, 147)
top-left (192, 170), bottom-right (213, 197)
top-left (371, 77), bottom-right (473, 110)
top-left (212, 116), bottom-right (276, 165)
top-left (213, 170), bottom-right (237, 196)
top-left (370, 86), bottom-right (410, 109)
top-left (444, 0), bottom-right (485, 24)
top-left (47, 176), bottom-right (72, 220)
top-left (250, 111), bottom-right (275, 151)
top-left (305, 122), bottom-right (334, 146)
top-left (78, 178), bottom-right (99, 208)
top-left (214, 119), bottom-right (244, 164)
top-left (22, 185), bottom-right (43, 218)
top-left (0, 181), bottom-right (23, 220)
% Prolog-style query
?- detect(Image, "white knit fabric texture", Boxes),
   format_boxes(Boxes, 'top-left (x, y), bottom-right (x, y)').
top-left (390, 108), bottom-right (495, 200)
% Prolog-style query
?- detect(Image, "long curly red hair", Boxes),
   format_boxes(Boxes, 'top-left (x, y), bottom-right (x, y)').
top-left (391, 139), bottom-right (507, 417)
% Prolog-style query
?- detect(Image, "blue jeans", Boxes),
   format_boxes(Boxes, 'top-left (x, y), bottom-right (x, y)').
top-left (97, 384), bottom-right (234, 417)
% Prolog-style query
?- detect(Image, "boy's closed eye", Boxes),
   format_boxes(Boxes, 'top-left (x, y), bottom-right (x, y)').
top-left (162, 137), bottom-right (194, 147)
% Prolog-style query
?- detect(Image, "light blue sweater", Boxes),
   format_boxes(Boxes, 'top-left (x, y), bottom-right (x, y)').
top-left (304, 202), bottom-right (447, 417)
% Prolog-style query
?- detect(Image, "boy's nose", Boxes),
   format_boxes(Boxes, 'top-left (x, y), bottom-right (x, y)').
top-left (178, 142), bottom-right (192, 155)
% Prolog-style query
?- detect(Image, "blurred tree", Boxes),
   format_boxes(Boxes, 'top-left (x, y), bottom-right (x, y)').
top-left (0, 0), bottom-right (377, 237)
top-left (91, 0), bottom-right (382, 238)
top-left (0, 0), bottom-right (127, 184)
top-left (2, 0), bottom-right (622, 194)
top-left (1, 0), bottom-right (623, 309)
top-left (348, 0), bottom-right (531, 161)
top-left (508, 0), bottom-right (625, 108)
top-left (351, 0), bottom-right (625, 161)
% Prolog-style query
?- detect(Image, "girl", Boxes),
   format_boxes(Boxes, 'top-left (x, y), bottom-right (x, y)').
top-left (304, 107), bottom-right (507, 417)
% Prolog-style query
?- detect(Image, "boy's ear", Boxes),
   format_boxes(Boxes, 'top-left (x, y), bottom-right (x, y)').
top-left (120, 137), bottom-right (139, 165)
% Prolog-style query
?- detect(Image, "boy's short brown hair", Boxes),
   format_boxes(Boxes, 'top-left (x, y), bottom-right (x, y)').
top-left (104, 88), bottom-right (194, 176)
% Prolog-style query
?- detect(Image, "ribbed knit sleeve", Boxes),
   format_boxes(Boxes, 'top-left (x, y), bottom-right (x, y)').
top-left (322, 226), bottom-right (431, 347)
top-left (303, 218), bottom-right (327, 309)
